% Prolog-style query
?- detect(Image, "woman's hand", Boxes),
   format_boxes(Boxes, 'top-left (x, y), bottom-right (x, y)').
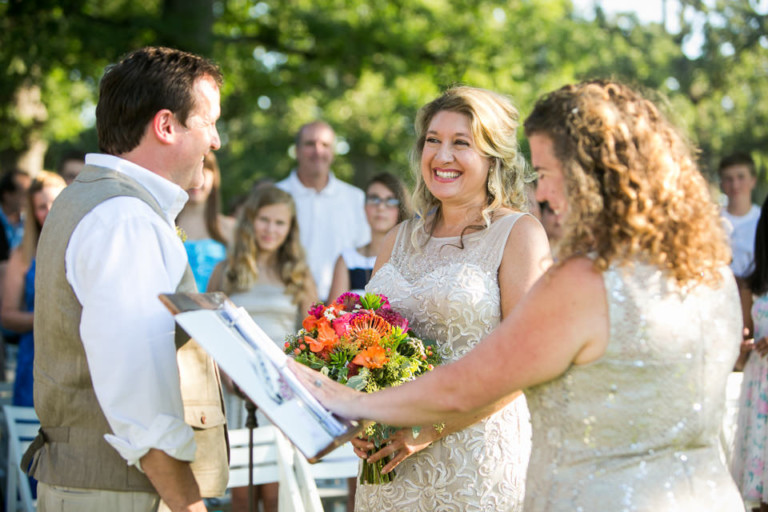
top-left (350, 435), bottom-right (371, 459)
top-left (755, 337), bottom-right (768, 358)
top-left (287, 360), bottom-right (363, 420)
top-left (357, 427), bottom-right (437, 474)
top-left (735, 329), bottom-right (755, 371)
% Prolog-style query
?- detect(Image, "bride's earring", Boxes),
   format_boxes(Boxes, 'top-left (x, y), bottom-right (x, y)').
top-left (487, 165), bottom-right (499, 198)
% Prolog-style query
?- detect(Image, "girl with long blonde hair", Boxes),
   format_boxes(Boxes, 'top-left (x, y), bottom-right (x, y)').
top-left (208, 185), bottom-right (316, 512)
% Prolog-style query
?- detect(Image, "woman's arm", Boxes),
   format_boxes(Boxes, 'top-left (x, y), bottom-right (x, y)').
top-left (0, 249), bottom-right (32, 332)
top-left (734, 278), bottom-right (754, 371)
top-left (370, 223), bottom-right (401, 277)
top-left (217, 214), bottom-right (236, 247)
top-left (205, 260), bottom-right (226, 293)
top-left (326, 255), bottom-right (349, 305)
top-left (299, 275), bottom-right (319, 316)
top-left (295, 256), bottom-right (610, 427)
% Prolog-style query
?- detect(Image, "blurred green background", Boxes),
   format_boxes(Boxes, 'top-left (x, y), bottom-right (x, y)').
top-left (2, 0), bottom-right (768, 208)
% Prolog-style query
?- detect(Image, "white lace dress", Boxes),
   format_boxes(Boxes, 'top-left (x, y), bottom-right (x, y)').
top-left (355, 214), bottom-right (531, 512)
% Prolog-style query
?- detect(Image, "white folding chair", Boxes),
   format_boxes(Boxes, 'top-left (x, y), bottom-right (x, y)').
top-left (3, 405), bottom-right (38, 512)
top-left (720, 371), bottom-right (744, 465)
top-left (227, 426), bottom-right (322, 512)
top-left (308, 442), bottom-right (359, 501)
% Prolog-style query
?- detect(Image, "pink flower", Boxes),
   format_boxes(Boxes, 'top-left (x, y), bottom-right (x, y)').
top-left (307, 303), bottom-right (325, 319)
top-left (335, 292), bottom-right (361, 310)
top-left (377, 308), bottom-right (409, 332)
top-left (333, 313), bottom-right (354, 338)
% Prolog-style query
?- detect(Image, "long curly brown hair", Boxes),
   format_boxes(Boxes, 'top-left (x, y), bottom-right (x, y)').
top-left (222, 186), bottom-right (312, 304)
top-left (524, 80), bottom-right (730, 285)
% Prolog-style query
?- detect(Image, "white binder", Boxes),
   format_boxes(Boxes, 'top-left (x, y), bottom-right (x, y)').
top-left (159, 292), bottom-right (363, 462)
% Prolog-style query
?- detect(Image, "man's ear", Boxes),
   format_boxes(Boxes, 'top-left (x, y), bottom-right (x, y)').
top-left (152, 109), bottom-right (177, 145)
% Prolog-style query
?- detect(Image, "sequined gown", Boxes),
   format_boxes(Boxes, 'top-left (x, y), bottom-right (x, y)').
top-left (523, 263), bottom-right (744, 511)
top-left (356, 214), bottom-right (531, 512)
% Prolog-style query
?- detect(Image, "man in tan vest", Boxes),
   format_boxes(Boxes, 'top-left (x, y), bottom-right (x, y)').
top-left (23, 47), bottom-right (228, 512)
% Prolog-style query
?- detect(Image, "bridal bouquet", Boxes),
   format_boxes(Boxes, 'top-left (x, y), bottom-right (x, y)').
top-left (284, 292), bottom-right (441, 484)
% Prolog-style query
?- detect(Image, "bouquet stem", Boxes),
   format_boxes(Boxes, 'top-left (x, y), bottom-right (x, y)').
top-left (359, 452), bottom-right (396, 485)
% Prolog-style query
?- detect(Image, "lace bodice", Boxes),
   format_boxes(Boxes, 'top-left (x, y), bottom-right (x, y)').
top-left (355, 214), bottom-right (531, 512)
top-left (377, 215), bottom-right (520, 362)
top-left (524, 262), bottom-right (744, 511)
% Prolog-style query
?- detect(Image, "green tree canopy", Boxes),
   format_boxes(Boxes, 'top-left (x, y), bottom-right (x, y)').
top-left (2, 0), bottom-right (767, 204)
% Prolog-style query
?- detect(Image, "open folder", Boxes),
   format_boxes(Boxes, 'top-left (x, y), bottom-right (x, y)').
top-left (159, 292), bottom-right (363, 462)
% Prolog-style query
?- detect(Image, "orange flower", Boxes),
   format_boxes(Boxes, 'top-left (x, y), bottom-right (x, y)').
top-left (348, 314), bottom-right (392, 347)
top-left (302, 315), bottom-right (319, 332)
top-left (305, 335), bottom-right (324, 353)
top-left (316, 318), bottom-right (339, 349)
top-left (352, 344), bottom-right (388, 369)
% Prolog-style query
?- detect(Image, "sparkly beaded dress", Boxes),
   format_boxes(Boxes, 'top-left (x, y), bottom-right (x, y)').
top-left (523, 263), bottom-right (744, 511)
top-left (356, 214), bottom-right (531, 512)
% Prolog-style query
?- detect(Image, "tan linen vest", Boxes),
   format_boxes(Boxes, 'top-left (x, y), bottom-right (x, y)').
top-left (23, 165), bottom-right (228, 496)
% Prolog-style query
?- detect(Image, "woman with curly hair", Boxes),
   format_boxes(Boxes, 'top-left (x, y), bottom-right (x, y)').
top-left (208, 185), bottom-right (316, 512)
top-left (350, 85), bottom-right (551, 512)
top-left (297, 80), bottom-right (744, 511)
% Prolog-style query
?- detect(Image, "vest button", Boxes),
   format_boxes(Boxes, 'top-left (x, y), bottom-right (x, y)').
top-left (201, 414), bottom-right (206, 425)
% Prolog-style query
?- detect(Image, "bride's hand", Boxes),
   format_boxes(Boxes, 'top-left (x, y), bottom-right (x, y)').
top-left (287, 359), bottom-right (363, 420)
top-left (365, 427), bottom-right (437, 474)
top-left (350, 435), bottom-right (372, 459)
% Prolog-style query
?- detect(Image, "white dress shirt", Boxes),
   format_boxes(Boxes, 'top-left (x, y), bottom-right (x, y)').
top-left (722, 204), bottom-right (761, 277)
top-left (65, 153), bottom-right (196, 468)
top-left (277, 170), bottom-right (370, 302)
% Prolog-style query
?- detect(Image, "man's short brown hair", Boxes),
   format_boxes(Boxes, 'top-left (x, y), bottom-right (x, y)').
top-left (96, 46), bottom-right (222, 155)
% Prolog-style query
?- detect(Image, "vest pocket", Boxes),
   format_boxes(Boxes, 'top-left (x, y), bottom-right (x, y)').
top-left (184, 404), bottom-right (226, 430)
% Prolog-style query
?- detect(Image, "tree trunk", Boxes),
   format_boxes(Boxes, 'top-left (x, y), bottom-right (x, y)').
top-left (161, 0), bottom-right (214, 55)
top-left (12, 82), bottom-right (48, 176)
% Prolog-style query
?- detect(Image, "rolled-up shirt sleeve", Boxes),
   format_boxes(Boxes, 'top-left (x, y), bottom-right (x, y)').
top-left (65, 196), bottom-right (196, 468)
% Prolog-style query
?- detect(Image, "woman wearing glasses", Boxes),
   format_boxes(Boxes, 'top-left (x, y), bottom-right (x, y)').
top-left (327, 172), bottom-right (411, 302)
top-left (348, 86), bottom-right (551, 512)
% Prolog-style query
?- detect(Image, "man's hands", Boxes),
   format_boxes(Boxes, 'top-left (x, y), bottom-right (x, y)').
top-left (140, 449), bottom-right (206, 512)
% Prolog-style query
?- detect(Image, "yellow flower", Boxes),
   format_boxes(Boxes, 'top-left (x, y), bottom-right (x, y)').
top-left (176, 226), bottom-right (188, 242)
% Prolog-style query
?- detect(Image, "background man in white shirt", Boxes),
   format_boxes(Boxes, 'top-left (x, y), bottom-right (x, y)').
top-left (277, 121), bottom-right (370, 302)
top-left (24, 47), bottom-right (227, 512)
top-left (719, 152), bottom-right (761, 279)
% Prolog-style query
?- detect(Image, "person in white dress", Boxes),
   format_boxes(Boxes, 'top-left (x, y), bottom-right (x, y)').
top-left (296, 80), bottom-right (744, 511)
top-left (349, 86), bottom-right (551, 511)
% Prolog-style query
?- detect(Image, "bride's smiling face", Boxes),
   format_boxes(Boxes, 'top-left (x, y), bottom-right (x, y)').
top-left (421, 110), bottom-right (490, 208)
